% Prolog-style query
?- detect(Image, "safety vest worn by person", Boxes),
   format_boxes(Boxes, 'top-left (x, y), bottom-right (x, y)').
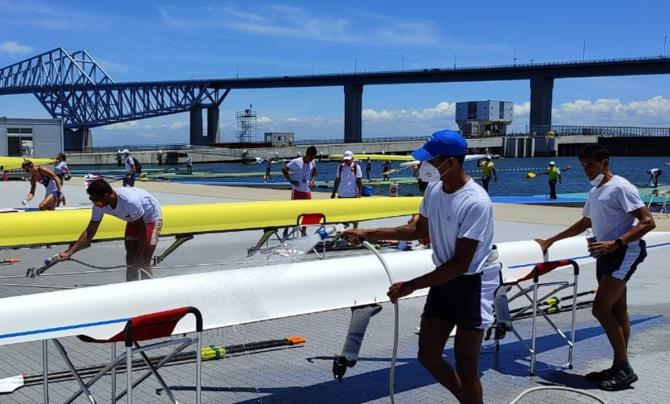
top-left (548, 166), bottom-right (560, 181)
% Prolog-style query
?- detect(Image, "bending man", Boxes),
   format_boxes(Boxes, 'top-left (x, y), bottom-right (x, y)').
top-left (536, 144), bottom-right (655, 390)
top-left (344, 130), bottom-right (499, 404)
top-left (58, 179), bottom-right (163, 282)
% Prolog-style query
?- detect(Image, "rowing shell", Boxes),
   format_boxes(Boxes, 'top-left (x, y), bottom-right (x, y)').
top-left (0, 157), bottom-right (54, 171)
top-left (0, 197), bottom-right (421, 248)
top-left (0, 232), bottom-right (668, 347)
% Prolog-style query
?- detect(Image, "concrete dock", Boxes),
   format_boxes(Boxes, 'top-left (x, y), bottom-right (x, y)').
top-left (0, 179), bottom-right (669, 403)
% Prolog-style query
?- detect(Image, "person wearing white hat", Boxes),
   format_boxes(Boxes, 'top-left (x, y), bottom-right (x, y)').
top-left (547, 161), bottom-right (561, 200)
top-left (122, 149), bottom-right (136, 187)
top-left (331, 151), bottom-right (363, 199)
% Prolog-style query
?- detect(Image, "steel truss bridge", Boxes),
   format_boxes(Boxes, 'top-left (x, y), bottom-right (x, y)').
top-left (1, 48), bottom-right (670, 149)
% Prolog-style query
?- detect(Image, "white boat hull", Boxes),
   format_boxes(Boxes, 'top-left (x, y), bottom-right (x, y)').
top-left (1, 232), bottom-right (669, 347)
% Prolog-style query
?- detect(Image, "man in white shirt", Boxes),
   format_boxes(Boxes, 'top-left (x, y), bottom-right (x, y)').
top-left (331, 151), bottom-right (363, 199)
top-left (282, 146), bottom-right (318, 200)
top-left (122, 149), bottom-right (136, 187)
top-left (344, 130), bottom-right (498, 404)
top-left (58, 179), bottom-right (163, 281)
top-left (536, 144), bottom-right (655, 391)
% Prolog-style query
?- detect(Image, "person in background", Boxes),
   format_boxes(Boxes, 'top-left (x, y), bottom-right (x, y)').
top-left (382, 160), bottom-right (391, 181)
top-left (647, 168), bottom-right (662, 188)
top-left (344, 130), bottom-right (499, 404)
top-left (186, 154), bottom-right (193, 174)
top-left (365, 157), bottom-right (372, 181)
top-left (21, 160), bottom-right (63, 211)
top-left (264, 157), bottom-right (273, 183)
top-left (283, 146), bottom-right (318, 200)
top-left (547, 161), bottom-right (562, 200)
top-left (58, 179), bottom-right (163, 282)
top-left (116, 150), bottom-right (123, 167)
top-left (535, 145), bottom-right (655, 391)
top-left (53, 152), bottom-right (70, 206)
top-left (122, 149), bottom-right (136, 187)
top-left (157, 150), bottom-right (164, 166)
top-left (479, 155), bottom-right (497, 193)
top-left (331, 151), bottom-right (363, 199)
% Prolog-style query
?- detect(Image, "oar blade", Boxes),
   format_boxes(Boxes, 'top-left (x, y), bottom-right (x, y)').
top-left (0, 374), bottom-right (24, 394)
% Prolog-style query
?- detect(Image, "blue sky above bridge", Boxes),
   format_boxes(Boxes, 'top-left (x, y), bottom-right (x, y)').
top-left (0, 0), bottom-right (669, 146)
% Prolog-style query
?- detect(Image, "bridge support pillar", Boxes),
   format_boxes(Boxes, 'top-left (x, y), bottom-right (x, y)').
top-left (344, 84), bottom-right (363, 143)
top-left (190, 106), bottom-right (204, 146)
top-left (64, 128), bottom-right (93, 151)
top-left (529, 77), bottom-right (554, 133)
top-left (206, 106), bottom-right (220, 144)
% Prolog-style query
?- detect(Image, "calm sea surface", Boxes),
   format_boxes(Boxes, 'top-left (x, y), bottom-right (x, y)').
top-left (75, 156), bottom-right (670, 197)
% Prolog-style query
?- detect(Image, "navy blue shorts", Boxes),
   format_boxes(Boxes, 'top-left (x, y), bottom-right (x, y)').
top-left (596, 240), bottom-right (646, 282)
top-left (422, 270), bottom-right (499, 330)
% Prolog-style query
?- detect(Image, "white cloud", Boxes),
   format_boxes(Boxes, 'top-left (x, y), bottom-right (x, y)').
top-left (169, 121), bottom-right (188, 130)
top-left (101, 121), bottom-right (139, 131)
top-left (0, 40), bottom-right (32, 55)
top-left (160, 5), bottom-right (439, 46)
top-left (552, 96), bottom-right (670, 126)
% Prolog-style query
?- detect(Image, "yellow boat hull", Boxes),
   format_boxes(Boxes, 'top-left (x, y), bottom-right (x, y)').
top-left (0, 197), bottom-right (421, 248)
top-left (0, 157), bottom-right (55, 171)
top-left (328, 153), bottom-right (413, 162)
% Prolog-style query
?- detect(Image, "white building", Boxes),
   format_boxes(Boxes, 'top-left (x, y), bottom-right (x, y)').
top-left (455, 101), bottom-right (513, 136)
top-left (264, 132), bottom-right (294, 147)
top-left (0, 117), bottom-right (63, 157)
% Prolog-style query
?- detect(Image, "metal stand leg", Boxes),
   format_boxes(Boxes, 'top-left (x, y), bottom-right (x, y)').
top-left (42, 340), bottom-right (49, 404)
top-left (196, 331), bottom-right (202, 404)
top-left (530, 280), bottom-right (538, 376)
top-left (568, 273), bottom-right (579, 369)
top-left (53, 340), bottom-right (96, 403)
top-left (127, 346), bottom-right (132, 404)
top-left (111, 343), bottom-right (117, 403)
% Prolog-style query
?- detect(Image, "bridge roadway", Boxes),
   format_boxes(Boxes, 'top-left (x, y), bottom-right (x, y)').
top-left (65, 135), bottom-right (600, 165)
top-left (1, 48), bottom-right (669, 149)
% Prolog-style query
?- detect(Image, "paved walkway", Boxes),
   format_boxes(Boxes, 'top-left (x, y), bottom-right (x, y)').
top-left (1, 179), bottom-right (668, 403)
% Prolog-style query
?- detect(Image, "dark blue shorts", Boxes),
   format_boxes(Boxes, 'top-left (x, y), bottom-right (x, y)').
top-left (596, 240), bottom-right (646, 282)
top-left (422, 270), bottom-right (499, 330)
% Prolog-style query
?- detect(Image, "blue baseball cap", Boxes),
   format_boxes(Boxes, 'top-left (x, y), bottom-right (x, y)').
top-left (411, 130), bottom-right (468, 161)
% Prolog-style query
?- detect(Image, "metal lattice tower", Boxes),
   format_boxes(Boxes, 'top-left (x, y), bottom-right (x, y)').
top-left (235, 105), bottom-right (257, 143)
top-left (0, 48), bottom-right (229, 131)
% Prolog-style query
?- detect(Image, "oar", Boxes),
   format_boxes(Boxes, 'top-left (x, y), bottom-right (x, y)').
top-left (0, 257), bottom-right (19, 265)
top-left (0, 336), bottom-right (305, 394)
top-left (508, 288), bottom-right (596, 315)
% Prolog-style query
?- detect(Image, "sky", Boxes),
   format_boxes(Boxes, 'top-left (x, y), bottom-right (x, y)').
top-left (0, 0), bottom-right (669, 146)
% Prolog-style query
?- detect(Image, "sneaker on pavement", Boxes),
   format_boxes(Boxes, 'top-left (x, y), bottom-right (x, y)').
top-left (599, 368), bottom-right (638, 391)
top-left (585, 368), bottom-right (614, 382)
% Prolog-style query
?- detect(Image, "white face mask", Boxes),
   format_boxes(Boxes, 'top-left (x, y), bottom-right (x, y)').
top-left (589, 162), bottom-right (606, 186)
top-left (418, 161), bottom-right (444, 182)
top-left (589, 173), bottom-right (604, 187)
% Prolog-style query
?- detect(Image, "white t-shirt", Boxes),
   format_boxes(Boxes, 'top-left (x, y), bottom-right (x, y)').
top-left (54, 161), bottom-right (68, 176)
top-left (124, 156), bottom-right (135, 174)
top-left (419, 179), bottom-right (496, 275)
top-left (335, 162), bottom-right (362, 197)
top-left (286, 157), bottom-right (316, 193)
top-left (583, 175), bottom-right (645, 241)
top-left (91, 187), bottom-right (161, 223)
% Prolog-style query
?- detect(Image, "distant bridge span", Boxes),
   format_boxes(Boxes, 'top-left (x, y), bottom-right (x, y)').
top-left (1, 48), bottom-right (670, 150)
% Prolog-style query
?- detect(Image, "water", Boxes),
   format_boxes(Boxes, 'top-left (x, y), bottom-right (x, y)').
top-left (73, 155), bottom-right (670, 197)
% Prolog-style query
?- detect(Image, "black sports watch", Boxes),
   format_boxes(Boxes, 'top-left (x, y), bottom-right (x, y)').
top-left (614, 238), bottom-right (625, 248)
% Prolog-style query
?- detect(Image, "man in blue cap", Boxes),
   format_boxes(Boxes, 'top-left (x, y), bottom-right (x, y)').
top-left (344, 129), bottom-right (499, 403)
